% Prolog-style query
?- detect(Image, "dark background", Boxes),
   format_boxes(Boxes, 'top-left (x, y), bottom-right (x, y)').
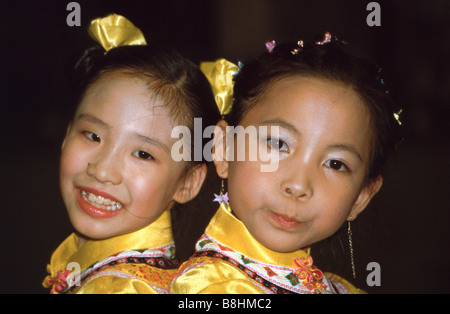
top-left (1, 0), bottom-right (448, 294)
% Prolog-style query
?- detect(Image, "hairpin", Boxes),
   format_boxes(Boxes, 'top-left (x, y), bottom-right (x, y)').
top-left (234, 61), bottom-right (245, 77)
top-left (315, 32), bottom-right (333, 45)
top-left (265, 40), bottom-right (276, 53)
top-left (88, 14), bottom-right (147, 53)
top-left (291, 40), bottom-right (304, 55)
top-left (200, 59), bottom-right (239, 117)
top-left (315, 32), bottom-right (348, 46)
top-left (393, 109), bottom-right (403, 125)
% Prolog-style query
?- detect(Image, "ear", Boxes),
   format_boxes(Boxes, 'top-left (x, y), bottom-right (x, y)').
top-left (173, 163), bottom-right (208, 204)
top-left (61, 123), bottom-right (72, 151)
top-left (347, 176), bottom-right (383, 221)
top-left (212, 120), bottom-right (229, 180)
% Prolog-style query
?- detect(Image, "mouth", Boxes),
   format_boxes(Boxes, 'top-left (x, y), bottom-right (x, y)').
top-left (80, 190), bottom-right (123, 211)
top-left (76, 186), bottom-right (124, 218)
top-left (268, 211), bottom-right (303, 229)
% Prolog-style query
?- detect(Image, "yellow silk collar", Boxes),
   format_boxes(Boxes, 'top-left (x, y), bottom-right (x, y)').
top-left (205, 203), bottom-right (309, 267)
top-left (48, 210), bottom-right (173, 275)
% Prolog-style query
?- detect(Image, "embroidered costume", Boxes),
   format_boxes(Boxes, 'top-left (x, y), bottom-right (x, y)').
top-left (171, 203), bottom-right (364, 294)
top-left (43, 210), bottom-right (178, 294)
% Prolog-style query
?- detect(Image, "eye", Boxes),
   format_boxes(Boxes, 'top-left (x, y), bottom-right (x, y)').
top-left (133, 150), bottom-right (154, 160)
top-left (325, 159), bottom-right (349, 172)
top-left (267, 137), bottom-right (289, 153)
top-left (83, 131), bottom-right (101, 143)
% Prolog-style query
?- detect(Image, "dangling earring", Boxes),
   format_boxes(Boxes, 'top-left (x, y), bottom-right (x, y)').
top-left (213, 178), bottom-right (229, 205)
top-left (348, 220), bottom-right (356, 279)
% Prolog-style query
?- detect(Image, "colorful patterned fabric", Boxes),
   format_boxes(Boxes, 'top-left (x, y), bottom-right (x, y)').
top-left (171, 203), bottom-right (364, 294)
top-left (43, 210), bottom-right (178, 294)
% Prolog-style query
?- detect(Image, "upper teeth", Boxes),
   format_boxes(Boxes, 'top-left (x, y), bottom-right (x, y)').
top-left (81, 190), bottom-right (123, 211)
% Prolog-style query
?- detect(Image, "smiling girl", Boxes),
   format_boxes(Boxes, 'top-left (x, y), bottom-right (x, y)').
top-left (171, 34), bottom-right (401, 294)
top-left (42, 14), bottom-right (219, 294)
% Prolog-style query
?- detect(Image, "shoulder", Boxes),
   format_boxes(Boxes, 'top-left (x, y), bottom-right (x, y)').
top-left (73, 263), bottom-right (177, 294)
top-left (171, 257), bottom-right (265, 294)
top-left (324, 272), bottom-right (367, 294)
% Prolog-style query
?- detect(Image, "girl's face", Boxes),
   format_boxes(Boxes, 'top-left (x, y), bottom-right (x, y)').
top-left (218, 76), bottom-right (382, 253)
top-left (60, 73), bottom-right (203, 241)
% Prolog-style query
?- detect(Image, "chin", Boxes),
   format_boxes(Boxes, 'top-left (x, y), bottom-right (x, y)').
top-left (258, 235), bottom-right (303, 253)
top-left (68, 212), bottom-right (112, 241)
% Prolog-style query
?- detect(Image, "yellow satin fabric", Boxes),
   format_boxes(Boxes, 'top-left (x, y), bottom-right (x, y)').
top-left (172, 260), bottom-right (267, 294)
top-left (75, 276), bottom-right (159, 294)
top-left (207, 203), bottom-right (309, 266)
top-left (88, 14), bottom-right (147, 52)
top-left (171, 203), bottom-right (364, 294)
top-left (44, 210), bottom-right (176, 294)
top-left (200, 59), bottom-right (238, 116)
top-left (171, 203), bottom-right (309, 294)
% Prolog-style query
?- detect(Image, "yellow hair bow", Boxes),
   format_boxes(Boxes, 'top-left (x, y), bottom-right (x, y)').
top-left (200, 59), bottom-right (239, 116)
top-left (88, 14), bottom-right (147, 53)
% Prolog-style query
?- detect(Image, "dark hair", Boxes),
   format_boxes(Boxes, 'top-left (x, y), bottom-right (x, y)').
top-left (231, 37), bottom-right (401, 184)
top-left (73, 43), bottom-right (221, 165)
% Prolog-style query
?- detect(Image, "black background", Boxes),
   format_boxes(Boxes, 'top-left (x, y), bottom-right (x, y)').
top-left (0, 0), bottom-right (449, 294)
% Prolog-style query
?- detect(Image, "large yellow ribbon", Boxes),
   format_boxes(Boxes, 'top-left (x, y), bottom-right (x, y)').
top-left (200, 59), bottom-right (239, 116)
top-left (88, 14), bottom-right (147, 52)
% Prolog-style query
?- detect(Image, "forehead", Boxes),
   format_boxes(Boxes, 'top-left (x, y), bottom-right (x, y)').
top-left (77, 72), bottom-right (172, 124)
top-left (247, 76), bottom-right (367, 118)
top-left (243, 76), bottom-right (372, 155)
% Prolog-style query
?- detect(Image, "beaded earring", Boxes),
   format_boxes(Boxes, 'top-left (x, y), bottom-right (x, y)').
top-left (348, 220), bottom-right (356, 279)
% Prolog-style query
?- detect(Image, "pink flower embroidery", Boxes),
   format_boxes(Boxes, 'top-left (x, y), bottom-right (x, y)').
top-left (293, 256), bottom-right (328, 292)
top-left (43, 269), bottom-right (71, 294)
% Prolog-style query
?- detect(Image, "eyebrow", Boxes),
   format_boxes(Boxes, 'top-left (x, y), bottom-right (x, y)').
top-left (76, 113), bottom-right (110, 129)
top-left (326, 143), bottom-right (364, 161)
top-left (258, 118), bottom-right (301, 136)
top-left (137, 134), bottom-right (171, 154)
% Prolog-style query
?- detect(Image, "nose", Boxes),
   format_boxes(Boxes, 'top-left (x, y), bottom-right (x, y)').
top-left (280, 167), bottom-right (313, 200)
top-left (86, 150), bottom-right (123, 185)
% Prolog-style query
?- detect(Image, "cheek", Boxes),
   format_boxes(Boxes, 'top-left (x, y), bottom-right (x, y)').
top-left (130, 176), bottom-right (162, 204)
top-left (60, 143), bottom-right (85, 181)
top-left (228, 161), bottom-right (269, 206)
top-left (127, 166), bottom-right (184, 205)
top-left (315, 187), bottom-right (356, 228)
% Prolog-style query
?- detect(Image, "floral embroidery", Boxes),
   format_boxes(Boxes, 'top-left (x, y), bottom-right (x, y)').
top-left (198, 239), bottom-right (213, 248)
top-left (241, 255), bottom-right (253, 264)
top-left (192, 233), bottom-right (336, 294)
top-left (74, 263), bottom-right (176, 294)
top-left (44, 243), bottom-right (178, 294)
top-left (293, 256), bottom-right (328, 292)
top-left (264, 267), bottom-right (277, 277)
top-left (43, 269), bottom-right (71, 294)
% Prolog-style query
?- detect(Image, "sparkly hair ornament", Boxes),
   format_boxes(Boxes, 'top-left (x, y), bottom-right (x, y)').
top-left (315, 32), bottom-right (333, 45)
top-left (200, 58), bottom-right (239, 117)
top-left (291, 40), bottom-right (304, 55)
top-left (315, 31), bottom-right (347, 46)
top-left (376, 66), bottom-right (403, 125)
top-left (88, 13), bottom-right (147, 53)
top-left (265, 40), bottom-right (276, 53)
